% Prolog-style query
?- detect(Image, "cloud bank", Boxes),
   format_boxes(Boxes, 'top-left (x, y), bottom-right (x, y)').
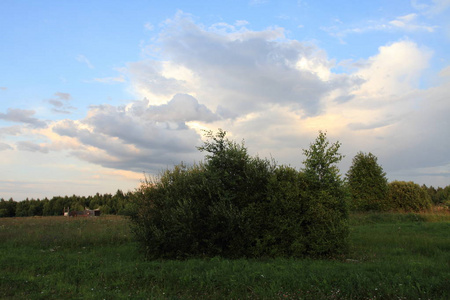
top-left (2, 12), bottom-right (449, 187)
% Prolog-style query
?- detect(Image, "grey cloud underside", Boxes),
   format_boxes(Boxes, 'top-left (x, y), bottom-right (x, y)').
top-left (48, 99), bottom-right (64, 108)
top-left (143, 94), bottom-right (219, 122)
top-left (54, 92), bottom-right (71, 100)
top-left (378, 88), bottom-right (450, 173)
top-left (0, 108), bottom-right (47, 128)
top-left (348, 120), bottom-right (395, 131)
top-left (0, 125), bottom-right (22, 136)
top-left (70, 148), bottom-right (196, 173)
top-left (53, 94), bottom-right (217, 172)
top-left (0, 142), bottom-right (13, 151)
top-left (48, 92), bottom-right (76, 114)
top-left (16, 141), bottom-right (49, 153)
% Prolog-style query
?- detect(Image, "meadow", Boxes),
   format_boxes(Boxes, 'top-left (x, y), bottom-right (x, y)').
top-left (1, 212), bottom-right (449, 299)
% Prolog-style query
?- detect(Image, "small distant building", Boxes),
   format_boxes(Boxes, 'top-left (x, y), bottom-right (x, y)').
top-left (63, 207), bottom-right (100, 217)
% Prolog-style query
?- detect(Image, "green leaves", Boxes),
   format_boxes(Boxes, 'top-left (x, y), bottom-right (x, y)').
top-left (302, 131), bottom-right (344, 189)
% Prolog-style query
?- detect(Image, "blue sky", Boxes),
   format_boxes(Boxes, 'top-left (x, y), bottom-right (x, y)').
top-left (1, 0), bottom-right (449, 200)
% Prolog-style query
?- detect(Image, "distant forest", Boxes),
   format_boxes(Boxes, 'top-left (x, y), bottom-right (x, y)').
top-left (0, 190), bottom-right (136, 217)
top-left (1, 184), bottom-right (449, 218)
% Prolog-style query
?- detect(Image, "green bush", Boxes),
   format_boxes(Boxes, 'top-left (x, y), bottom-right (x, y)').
top-left (385, 181), bottom-right (432, 212)
top-left (346, 152), bottom-right (388, 211)
top-left (130, 130), bottom-right (349, 259)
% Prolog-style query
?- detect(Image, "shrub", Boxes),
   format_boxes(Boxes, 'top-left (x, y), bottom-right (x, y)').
top-left (385, 181), bottom-right (432, 212)
top-left (346, 152), bottom-right (388, 211)
top-left (130, 130), bottom-right (349, 259)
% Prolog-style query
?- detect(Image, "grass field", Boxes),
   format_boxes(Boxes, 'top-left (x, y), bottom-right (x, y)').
top-left (1, 212), bottom-right (449, 299)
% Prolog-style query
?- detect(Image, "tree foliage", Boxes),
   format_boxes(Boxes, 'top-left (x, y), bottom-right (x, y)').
top-left (302, 131), bottom-right (344, 190)
top-left (301, 131), bottom-right (349, 255)
top-left (423, 185), bottom-right (450, 207)
top-left (346, 152), bottom-right (388, 211)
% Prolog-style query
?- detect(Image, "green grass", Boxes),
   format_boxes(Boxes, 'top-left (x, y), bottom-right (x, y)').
top-left (1, 212), bottom-right (449, 299)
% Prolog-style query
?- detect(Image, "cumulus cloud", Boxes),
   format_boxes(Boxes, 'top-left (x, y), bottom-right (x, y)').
top-left (351, 40), bottom-right (432, 99)
top-left (0, 108), bottom-right (47, 128)
top-left (134, 13), bottom-right (360, 117)
top-left (127, 60), bottom-right (189, 101)
top-left (51, 93), bottom-right (219, 172)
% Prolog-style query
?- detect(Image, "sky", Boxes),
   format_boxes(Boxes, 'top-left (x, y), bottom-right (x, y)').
top-left (1, 0), bottom-right (449, 200)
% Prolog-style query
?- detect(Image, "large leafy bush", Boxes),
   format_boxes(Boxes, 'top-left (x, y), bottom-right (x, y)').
top-left (130, 130), bottom-right (349, 259)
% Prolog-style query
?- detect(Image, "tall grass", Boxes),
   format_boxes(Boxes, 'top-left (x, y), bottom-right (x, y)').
top-left (1, 212), bottom-right (449, 299)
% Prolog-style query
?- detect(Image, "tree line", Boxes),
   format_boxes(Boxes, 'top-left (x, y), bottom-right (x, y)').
top-left (346, 151), bottom-right (450, 211)
top-left (0, 190), bottom-right (136, 218)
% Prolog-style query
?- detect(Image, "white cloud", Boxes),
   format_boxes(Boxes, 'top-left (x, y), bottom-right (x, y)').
top-left (352, 40), bottom-right (432, 98)
top-left (144, 22), bottom-right (154, 31)
top-left (235, 20), bottom-right (249, 27)
top-left (76, 54), bottom-right (94, 69)
top-left (93, 75), bottom-right (126, 83)
top-left (389, 13), bottom-right (437, 32)
top-left (323, 12), bottom-right (438, 41)
top-left (412, 0), bottom-right (450, 15)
